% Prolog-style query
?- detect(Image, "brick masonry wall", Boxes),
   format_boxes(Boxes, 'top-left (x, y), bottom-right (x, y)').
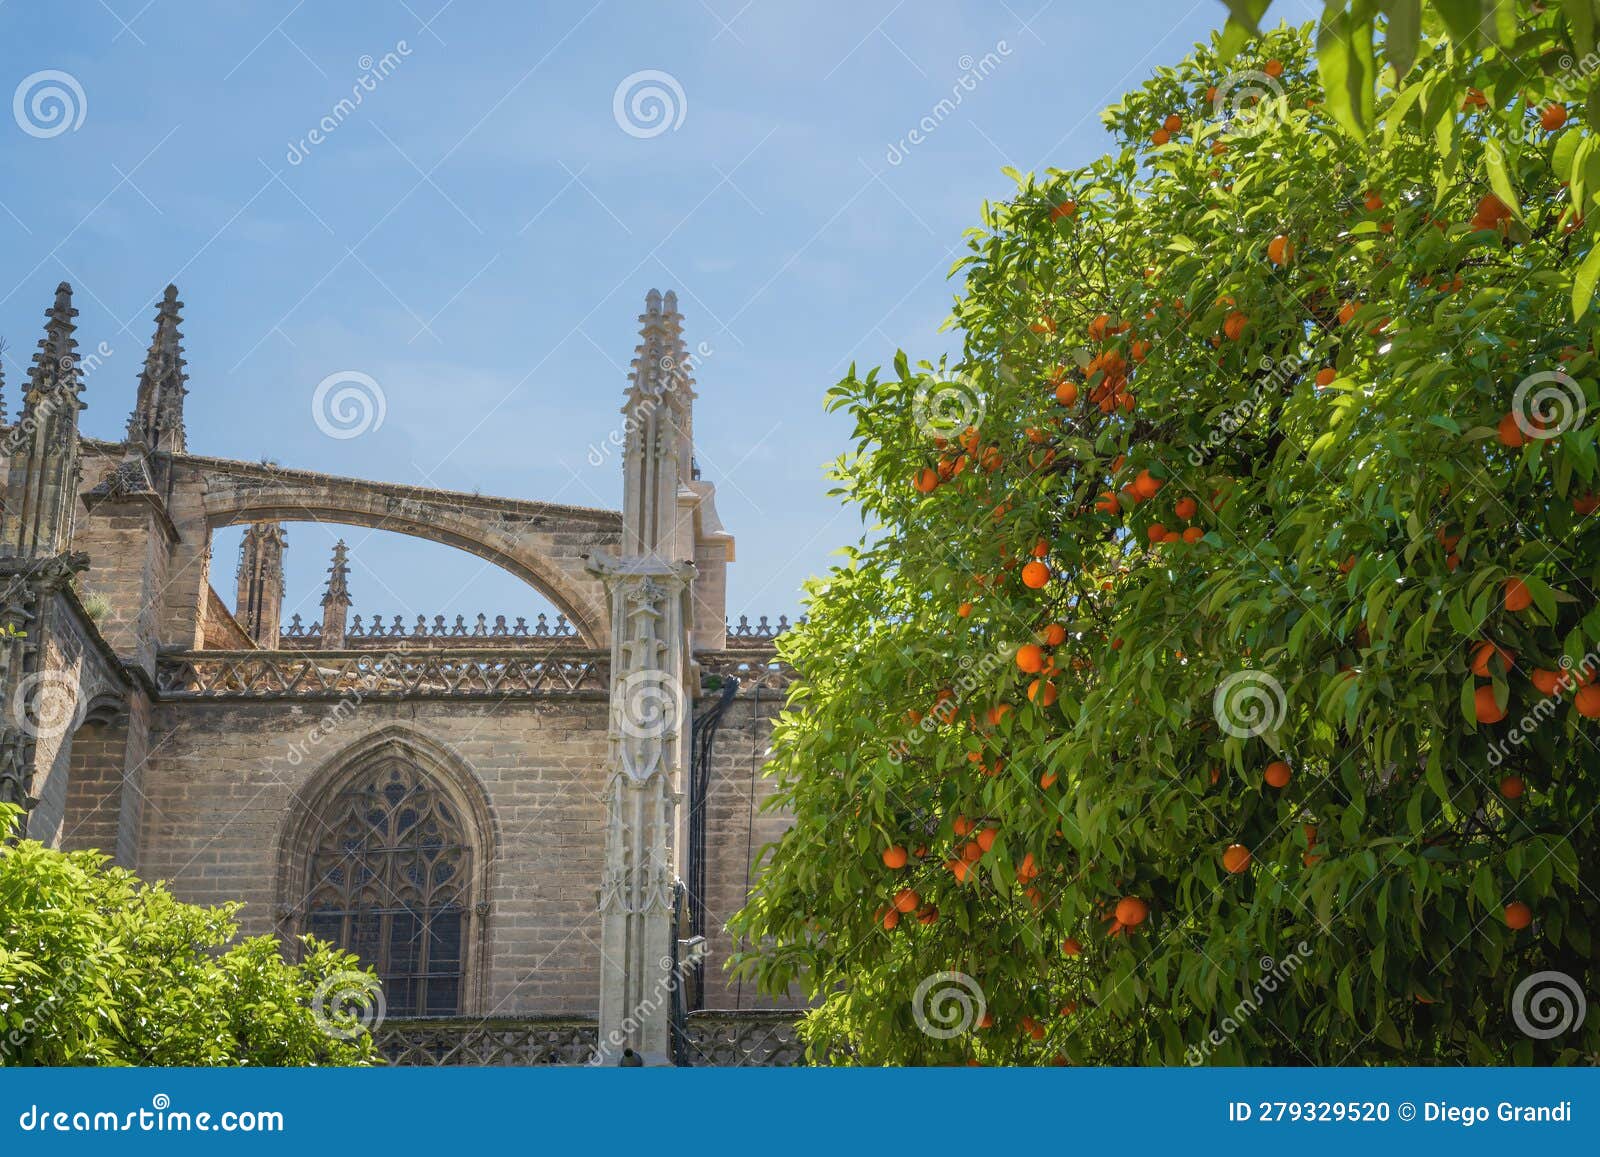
top-left (695, 687), bottom-right (800, 1010)
top-left (135, 696), bottom-right (613, 1017)
top-left (58, 716), bottom-right (129, 856)
top-left (24, 595), bottom-right (126, 847)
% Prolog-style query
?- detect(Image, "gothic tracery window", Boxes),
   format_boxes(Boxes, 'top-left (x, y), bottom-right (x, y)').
top-left (301, 760), bottom-right (470, 1017)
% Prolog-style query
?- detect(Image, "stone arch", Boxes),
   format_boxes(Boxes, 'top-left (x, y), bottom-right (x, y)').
top-left (275, 725), bottom-right (497, 1016)
top-left (180, 456), bottom-right (621, 645)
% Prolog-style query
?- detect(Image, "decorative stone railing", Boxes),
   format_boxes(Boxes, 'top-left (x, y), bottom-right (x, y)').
top-left (376, 1018), bottom-right (598, 1066)
top-left (274, 612), bottom-right (800, 649)
top-left (675, 1011), bottom-right (809, 1066)
top-left (725, 614), bottom-right (802, 644)
top-left (374, 1012), bottom-right (806, 1066)
top-left (697, 650), bottom-right (796, 691)
top-left (155, 647), bottom-right (609, 699)
top-left (281, 611), bottom-right (578, 645)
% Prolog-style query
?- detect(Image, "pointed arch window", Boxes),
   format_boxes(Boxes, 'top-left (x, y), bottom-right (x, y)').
top-left (301, 760), bottom-right (470, 1017)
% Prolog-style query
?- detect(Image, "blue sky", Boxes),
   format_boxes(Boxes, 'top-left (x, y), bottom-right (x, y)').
top-left (1, 0), bottom-right (1313, 632)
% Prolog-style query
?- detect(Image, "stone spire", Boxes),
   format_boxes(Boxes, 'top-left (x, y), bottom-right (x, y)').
top-left (128, 284), bottom-right (187, 454)
top-left (660, 291), bottom-right (696, 481)
top-left (235, 522), bottom-right (287, 648)
top-left (2, 283), bottom-right (86, 558)
top-left (588, 289), bottom-right (701, 1064)
top-left (621, 289), bottom-right (692, 560)
top-left (319, 539), bottom-right (352, 648)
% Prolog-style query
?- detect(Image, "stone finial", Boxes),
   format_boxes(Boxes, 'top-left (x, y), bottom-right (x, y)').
top-left (2, 284), bottom-right (85, 558)
top-left (236, 522), bottom-right (287, 648)
top-left (319, 539), bottom-right (352, 648)
top-left (129, 283), bottom-right (188, 454)
top-left (27, 282), bottom-right (81, 403)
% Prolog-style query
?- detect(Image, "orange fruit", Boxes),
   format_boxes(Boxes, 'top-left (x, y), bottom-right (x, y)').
top-left (957, 601), bottom-right (973, 618)
top-left (1576, 684), bottom-right (1600, 718)
top-left (976, 827), bottom-right (998, 853)
top-left (1222, 844), bottom-right (1252, 874)
top-left (1474, 685), bottom-right (1507, 724)
top-left (1042, 623), bottom-right (1067, 646)
top-left (1223, 311), bottom-right (1248, 340)
top-left (985, 703), bottom-right (1012, 726)
top-left (1470, 194), bottom-right (1511, 231)
top-left (1263, 58), bottom-right (1283, 77)
top-left (1338, 301), bottom-right (1358, 325)
top-left (917, 905), bottom-right (938, 925)
top-left (1363, 190), bottom-right (1383, 211)
top-left (1264, 760), bottom-right (1292, 789)
top-left (953, 814), bottom-right (975, 836)
top-left (913, 467), bottom-right (939, 493)
top-left (1050, 199), bottom-right (1078, 220)
top-left (1146, 523), bottom-right (1167, 545)
top-left (1039, 768), bottom-right (1058, 789)
top-left (1574, 493), bottom-right (1600, 515)
top-left (1152, 127), bottom-right (1170, 145)
top-left (1541, 103), bottom-right (1568, 131)
top-left (1181, 526), bottom-right (1204, 544)
top-left (1028, 679), bottom-right (1059, 708)
top-left (1132, 469), bottom-right (1162, 499)
top-left (1162, 113), bottom-right (1182, 132)
top-left (1471, 642), bottom-right (1514, 677)
top-left (1267, 234), bottom-right (1294, 266)
top-left (1174, 496), bottom-right (1197, 520)
top-left (1021, 561), bottom-right (1050, 589)
top-left (1055, 379), bottom-right (1080, 406)
top-left (1503, 577), bottom-right (1532, 612)
top-left (1095, 490), bottom-right (1120, 516)
top-left (1530, 668), bottom-right (1566, 696)
top-left (1499, 775), bottom-right (1525, 799)
top-left (894, 888), bottom-right (920, 913)
top-left (883, 845), bottom-right (908, 869)
top-left (1114, 896), bottom-right (1148, 927)
top-left (1015, 852), bottom-right (1039, 883)
top-left (1315, 367), bottom-right (1337, 386)
top-left (882, 908), bottom-right (900, 930)
top-left (1016, 643), bottom-right (1046, 673)
top-left (1503, 901), bottom-right (1532, 930)
top-left (1497, 412), bottom-right (1529, 447)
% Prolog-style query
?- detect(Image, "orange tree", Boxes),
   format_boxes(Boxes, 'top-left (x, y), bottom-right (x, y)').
top-left (731, 20), bottom-right (1599, 1065)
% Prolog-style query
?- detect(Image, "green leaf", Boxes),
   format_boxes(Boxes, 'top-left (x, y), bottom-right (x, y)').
top-left (1566, 0), bottom-right (1596, 57)
top-left (1380, 0), bottom-right (1422, 79)
top-left (1485, 138), bottom-right (1522, 221)
top-left (1572, 241), bottom-right (1600, 320)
